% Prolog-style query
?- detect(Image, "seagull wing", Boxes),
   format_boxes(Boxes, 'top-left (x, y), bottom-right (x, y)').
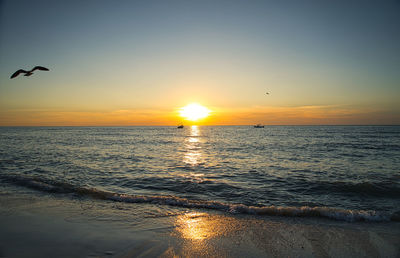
top-left (10, 69), bottom-right (28, 79)
top-left (32, 66), bottom-right (49, 72)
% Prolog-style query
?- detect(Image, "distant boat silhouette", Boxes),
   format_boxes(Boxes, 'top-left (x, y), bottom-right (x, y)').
top-left (254, 124), bottom-right (264, 128)
top-left (177, 125), bottom-right (184, 128)
top-left (10, 66), bottom-right (50, 79)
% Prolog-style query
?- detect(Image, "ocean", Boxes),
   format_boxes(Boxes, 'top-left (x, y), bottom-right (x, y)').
top-left (1, 125), bottom-right (399, 222)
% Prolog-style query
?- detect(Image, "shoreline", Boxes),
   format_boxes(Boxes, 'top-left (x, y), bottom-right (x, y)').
top-left (0, 191), bottom-right (399, 257)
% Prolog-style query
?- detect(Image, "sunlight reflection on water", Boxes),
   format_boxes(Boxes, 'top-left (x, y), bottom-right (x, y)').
top-left (175, 212), bottom-right (217, 241)
top-left (2, 126), bottom-right (399, 213)
top-left (184, 126), bottom-right (202, 166)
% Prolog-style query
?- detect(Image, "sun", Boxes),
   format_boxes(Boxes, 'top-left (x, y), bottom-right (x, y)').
top-left (179, 103), bottom-right (210, 121)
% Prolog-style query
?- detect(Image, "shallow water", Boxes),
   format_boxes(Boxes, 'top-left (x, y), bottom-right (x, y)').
top-left (1, 126), bottom-right (399, 221)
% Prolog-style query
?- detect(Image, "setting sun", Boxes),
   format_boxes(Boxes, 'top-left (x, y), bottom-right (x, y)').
top-left (179, 103), bottom-right (210, 121)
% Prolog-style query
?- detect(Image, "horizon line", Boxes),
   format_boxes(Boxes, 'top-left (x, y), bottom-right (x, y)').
top-left (1, 124), bottom-right (399, 127)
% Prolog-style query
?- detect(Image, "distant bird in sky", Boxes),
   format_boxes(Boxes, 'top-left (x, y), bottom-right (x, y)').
top-left (10, 66), bottom-right (50, 79)
top-left (266, 92), bottom-right (270, 95)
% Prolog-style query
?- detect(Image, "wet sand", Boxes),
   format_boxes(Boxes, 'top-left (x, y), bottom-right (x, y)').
top-left (0, 193), bottom-right (399, 258)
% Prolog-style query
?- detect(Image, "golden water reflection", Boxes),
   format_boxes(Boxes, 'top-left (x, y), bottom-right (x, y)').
top-left (173, 212), bottom-right (241, 242)
top-left (174, 212), bottom-right (219, 241)
top-left (183, 125), bottom-right (202, 166)
top-left (171, 212), bottom-right (243, 257)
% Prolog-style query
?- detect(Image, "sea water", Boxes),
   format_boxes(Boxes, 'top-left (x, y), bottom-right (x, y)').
top-left (0, 126), bottom-right (399, 222)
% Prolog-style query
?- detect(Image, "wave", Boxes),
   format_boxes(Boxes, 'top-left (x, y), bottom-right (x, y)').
top-left (1, 173), bottom-right (399, 222)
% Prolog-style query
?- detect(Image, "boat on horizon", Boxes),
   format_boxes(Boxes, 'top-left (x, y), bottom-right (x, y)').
top-left (254, 124), bottom-right (264, 128)
top-left (177, 125), bottom-right (184, 128)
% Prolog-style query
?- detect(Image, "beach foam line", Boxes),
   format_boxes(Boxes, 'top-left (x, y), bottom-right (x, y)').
top-left (108, 193), bottom-right (396, 222)
top-left (1, 173), bottom-right (399, 222)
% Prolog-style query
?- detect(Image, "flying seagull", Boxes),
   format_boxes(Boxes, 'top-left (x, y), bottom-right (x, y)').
top-left (10, 66), bottom-right (50, 79)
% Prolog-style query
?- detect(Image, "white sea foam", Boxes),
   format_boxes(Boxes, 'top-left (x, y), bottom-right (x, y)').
top-left (0, 173), bottom-right (396, 222)
top-left (106, 192), bottom-right (391, 222)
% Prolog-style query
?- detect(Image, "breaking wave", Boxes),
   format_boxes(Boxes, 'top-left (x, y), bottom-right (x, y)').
top-left (1, 173), bottom-right (399, 222)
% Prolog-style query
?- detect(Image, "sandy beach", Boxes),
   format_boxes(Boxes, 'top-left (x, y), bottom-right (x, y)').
top-left (1, 190), bottom-right (399, 258)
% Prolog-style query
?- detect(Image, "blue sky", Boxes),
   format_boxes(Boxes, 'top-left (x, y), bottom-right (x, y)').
top-left (0, 0), bottom-right (399, 125)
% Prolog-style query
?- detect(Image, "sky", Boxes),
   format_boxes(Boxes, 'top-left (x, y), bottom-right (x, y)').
top-left (0, 0), bottom-right (399, 125)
